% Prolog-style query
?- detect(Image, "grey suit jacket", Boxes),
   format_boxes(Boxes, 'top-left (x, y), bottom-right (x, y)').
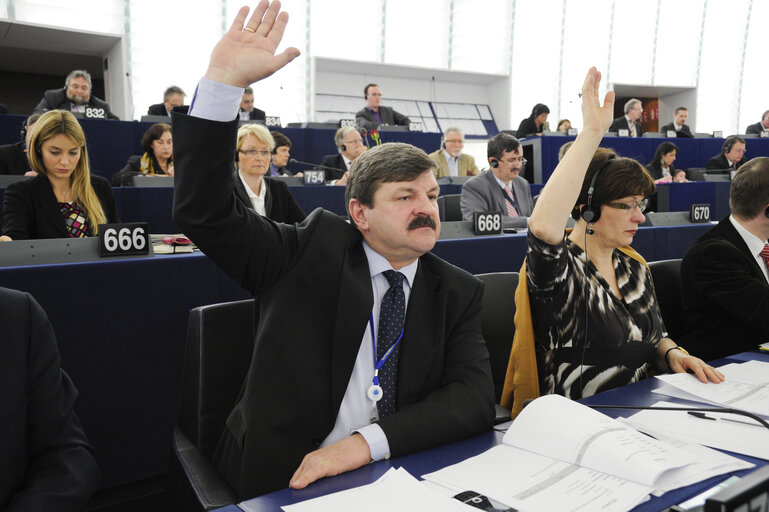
top-left (460, 169), bottom-right (533, 221)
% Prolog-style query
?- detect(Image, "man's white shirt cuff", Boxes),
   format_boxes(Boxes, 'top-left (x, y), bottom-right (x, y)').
top-left (189, 77), bottom-right (243, 122)
top-left (356, 423), bottom-right (390, 461)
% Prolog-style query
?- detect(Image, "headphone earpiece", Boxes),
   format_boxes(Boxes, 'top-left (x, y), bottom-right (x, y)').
top-left (580, 155), bottom-right (615, 226)
top-left (20, 119), bottom-right (27, 141)
top-left (765, 206), bottom-right (769, 219)
top-left (341, 144), bottom-right (347, 152)
top-left (442, 142), bottom-right (446, 149)
top-left (490, 159), bottom-right (499, 168)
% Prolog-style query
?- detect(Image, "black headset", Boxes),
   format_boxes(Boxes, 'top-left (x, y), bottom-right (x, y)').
top-left (340, 143), bottom-right (347, 151)
top-left (765, 206), bottom-right (769, 219)
top-left (489, 158), bottom-right (499, 168)
top-left (581, 155), bottom-right (616, 226)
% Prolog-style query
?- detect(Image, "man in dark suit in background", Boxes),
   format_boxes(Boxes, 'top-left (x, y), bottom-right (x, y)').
top-left (608, 98), bottom-right (643, 137)
top-left (660, 107), bottom-right (693, 138)
top-left (172, 2), bottom-right (494, 498)
top-left (320, 126), bottom-right (366, 184)
top-left (238, 86), bottom-right (266, 121)
top-left (0, 287), bottom-right (100, 510)
top-left (34, 69), bottom-right (119, 120)
top-left (681, 157), bottom-right (769, 361)
top-left (706, 135), bottom-right (747, 172)
top-left (355, 84), bottom-right (410, 131)
top-left (0, 113), bottom-right (40, 176)
top-left (745, 110), bottom-right (769, 136)
top-left (147, 85), bottom-right (186, 116)
top-left (460, 132), bottom-right (534, 221)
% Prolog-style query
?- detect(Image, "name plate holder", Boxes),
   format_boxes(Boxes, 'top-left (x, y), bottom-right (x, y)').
top-left (618, 129), bottom-right (630, 137)
top-left (473, 212), bottom-right (503, 235)
top-left (98, 222), bottom-right (151, 257)
top-left (303, 170), bottom-right (326, 185)
top-left (666, 130), bottom-right (677, 138)
top-left (340, 119), bottom-right (356, 127)
top-left (567, 128), bottom-right (578, 136)
top-left (265, 116), bottom-right (281, 127)
top-left (713, 130), bottom-right (724, 138)
top-left (1, 235), bottom-right (154, 268)
top-left (689, 204), bottom-right (711, 223)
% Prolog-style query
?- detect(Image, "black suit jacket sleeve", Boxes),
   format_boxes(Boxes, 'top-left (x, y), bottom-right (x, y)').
top-left (147, 104), bottom-right (169, 116)
top-left (608, 117), bottom-right (642, 135)
top-left (681, 218), bottom-right (769, 360)
top-left (746, 122), bottom-right (764, 135)
top-left (0, 288), bottom-right (100, 511)
top-left (660, 123), bottom-right (693, 138)
top-left (111, 155), bottom-right (142, 186)
top-left (320, 154), bottom-right (346, 181)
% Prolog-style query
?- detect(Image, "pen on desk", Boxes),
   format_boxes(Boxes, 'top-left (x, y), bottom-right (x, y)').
top-left (687, 411), bottom-right (765, 428)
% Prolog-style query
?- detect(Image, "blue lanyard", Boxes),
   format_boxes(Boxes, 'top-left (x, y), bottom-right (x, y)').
top-left (368, 314), bottom-right (405, 387)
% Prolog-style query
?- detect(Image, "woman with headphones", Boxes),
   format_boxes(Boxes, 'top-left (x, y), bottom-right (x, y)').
top-left (516, 103), bottom-right (550, 138)
top-left (1, 109), bottom-right (118, 241)
top-left (501, 68), bottom-right (721, 414)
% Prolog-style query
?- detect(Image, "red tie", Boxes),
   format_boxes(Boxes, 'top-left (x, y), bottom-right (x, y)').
top-left (504, 184), bottom-right (519, 217)
top-left (759, 244), bottom-right (769, 267)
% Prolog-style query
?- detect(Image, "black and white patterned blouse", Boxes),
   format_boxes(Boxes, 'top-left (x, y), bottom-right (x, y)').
top-left (526, 230), bottom-right (666, 399)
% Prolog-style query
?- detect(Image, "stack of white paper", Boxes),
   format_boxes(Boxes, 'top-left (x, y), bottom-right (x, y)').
top-left (654, 360), bottom-right (769, 417)
top-left (422, 395), bottom-right (751, 511)
top-left (278, 468), bottom-right (478, 512)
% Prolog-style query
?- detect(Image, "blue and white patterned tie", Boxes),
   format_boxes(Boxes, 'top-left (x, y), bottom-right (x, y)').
top-left (377, 270), bottom-right (405, 417)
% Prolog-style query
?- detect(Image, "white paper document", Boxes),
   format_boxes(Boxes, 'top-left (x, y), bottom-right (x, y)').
top-left (621, 400), bottom-right (769, 461)
top-left (655, 361), bottom-right (769, 417)
top-left (280, 467), bottom-right (478, 512)
top-left (423, 395), bottom-right (750, 511)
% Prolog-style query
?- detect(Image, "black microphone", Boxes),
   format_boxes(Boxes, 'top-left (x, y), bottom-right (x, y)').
top-left (587, 403), bottom-right (769, 431)
top-left (289, 158), bottom-right (345, 174)
top-left (586, 225), bottom-right (595, 235)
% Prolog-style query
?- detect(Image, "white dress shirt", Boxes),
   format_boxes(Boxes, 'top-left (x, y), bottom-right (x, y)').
top-left (237, 171), bottom-right (266, 216)
top-left (442, 149), bottom-right (459, 177)
top-left (729, 215), bottom-right (769, 283)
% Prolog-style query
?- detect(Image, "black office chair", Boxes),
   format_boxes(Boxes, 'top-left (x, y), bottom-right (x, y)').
top-left (648, 259), bottom-right (685, 341)
top-left (168, 299), bottom-right (257, 511)
top-left (687, 168), bottom-right (707, 181)
top-left (703, 171), bottom-right (731, 182)
top-left (437, 194), bottom-right (463, 222)
top-left (475, 272), bottom-right (519, 424)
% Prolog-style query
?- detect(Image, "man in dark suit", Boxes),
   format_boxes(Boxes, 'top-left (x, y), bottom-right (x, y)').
top-left (660, 107), bottom-right (693, 138)
top-left (238, 86), bottom-right (266, 121)
top-left (0, 287), bottom-right (100, 510)
top-left (34, 70), bottom-right (119, 120)
top-left (172, 3), bottom-right (494, 498)
top-left (320, 126), bottom-right (366, 183)
top-left (608, 98), bottom-right (643, 137)
top-left (706, 135), bottom-right (747, 171)
top-left (745, 110), bottom-right (769, 136)
top-left (147, 85), bottom-right (186, 116)
top-left (0, 113), bottom-right (40, 176)
top-left (355, 84), bottom-right (410, 131)
top-left (460, 132), bottom-right (534, 221)
top-left (681, 157), bottom-right (769, 361)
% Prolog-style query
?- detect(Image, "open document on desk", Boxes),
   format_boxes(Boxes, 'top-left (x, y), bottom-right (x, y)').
top-left (422, 395), bottom-right (752, 512)
top-left (653, 360), bottom-right (769, 416)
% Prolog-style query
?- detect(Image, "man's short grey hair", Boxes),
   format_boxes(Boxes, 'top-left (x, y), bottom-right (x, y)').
top-left (443, 127), bottom-right (464, 141)
top-left (624, 98), bottom-right (641, 114)
top-left (65, 70), bottom-right (92, 89)
top-left (163, 85), bottom-right (186, 100)
top-left (244, 86), bottom-right (254, 95)
top-left (334, 126), bottom-right (359, 148)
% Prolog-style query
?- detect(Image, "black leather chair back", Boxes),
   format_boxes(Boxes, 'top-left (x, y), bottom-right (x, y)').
top-left (437, 194), bottom-right (462, 222)
top-left (648, 259), bottom-right (685, 341)
top-left (475, 272), bottom-right (518, 402)
top-left (179, 299), bottom-right (256, 459)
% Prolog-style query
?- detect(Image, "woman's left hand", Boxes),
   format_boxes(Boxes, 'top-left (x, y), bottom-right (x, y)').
top-left (668, 350), bottom-right (725, 383)
top-left (167, 164), bottom-right (174, 177)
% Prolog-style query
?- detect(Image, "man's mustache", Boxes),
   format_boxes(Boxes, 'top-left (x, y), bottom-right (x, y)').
top-left (408, 215), bottom-right (437, 231)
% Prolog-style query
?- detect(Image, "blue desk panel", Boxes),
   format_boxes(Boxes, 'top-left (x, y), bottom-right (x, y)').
top-left (229, 352), bottom-right (766, 512)
top-left (0, 253), bottom-right (251, 489)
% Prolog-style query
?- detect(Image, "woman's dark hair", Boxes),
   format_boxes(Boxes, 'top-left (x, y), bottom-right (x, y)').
top-left (141, 123), bottom-right (171, 154)
top-left (651, 141), bottom-right (678, 165)
top-left (571, 147), bottom-right (656, 220)
top-left (529, 103), bottom-right (550, 119)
